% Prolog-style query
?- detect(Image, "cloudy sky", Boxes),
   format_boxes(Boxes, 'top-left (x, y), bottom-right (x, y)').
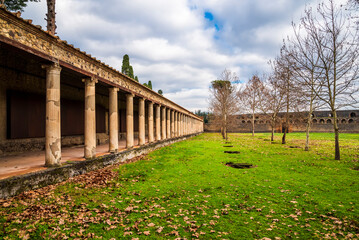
top-left (21, 0), bottom-right (346, 112)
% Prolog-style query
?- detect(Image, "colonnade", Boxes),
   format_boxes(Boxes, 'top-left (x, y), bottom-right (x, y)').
top-left (43, 63), bottom-right (203, 166)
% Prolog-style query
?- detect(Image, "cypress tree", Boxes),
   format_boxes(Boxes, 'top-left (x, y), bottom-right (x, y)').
top-left (143, 80), bottom-right (153, 89)
top-left (129, 66), bottom-right (134, 79)
top-left (121, 54), bottom-right (130, 76)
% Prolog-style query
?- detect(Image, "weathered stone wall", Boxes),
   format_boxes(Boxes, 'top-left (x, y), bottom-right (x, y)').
top-left (0, 133), bottom-right (201, 199)
top-left (205, 110), bottom-right (359, 133)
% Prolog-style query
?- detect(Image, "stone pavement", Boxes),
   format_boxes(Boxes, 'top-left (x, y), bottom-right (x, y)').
top-left (0, 138), bottom-right (143, 180)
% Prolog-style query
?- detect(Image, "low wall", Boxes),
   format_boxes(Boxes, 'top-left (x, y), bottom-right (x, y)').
top-left (0, 133), bottom-right (201, 199)
top-left (0, 132), bottom-right (144, 156)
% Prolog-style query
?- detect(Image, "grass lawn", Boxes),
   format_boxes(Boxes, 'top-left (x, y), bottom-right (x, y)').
top-left (0, 132), bottom-right (358, 239)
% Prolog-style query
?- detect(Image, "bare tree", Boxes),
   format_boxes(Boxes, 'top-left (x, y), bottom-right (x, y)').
top-left (209, 69), bottom-right (239, 140)
top-left (287, 22), bottom-right (325, 151)
top-left (258, 74), bottom-right (285, 141)
top-left (298, 0), bottom-right (359, 160)
top-left (237, 74), bottom-right (265, 136)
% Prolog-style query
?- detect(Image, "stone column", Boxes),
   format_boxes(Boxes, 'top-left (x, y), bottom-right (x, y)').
top-left (166, 108), bottom-right (171, 138)
top-left (43, 63), bottom-right (62, 166)
top-left (156, 104), bottom-right (161, 141)
top-left (171, 110), bottom-right (175, 137)
top-left (190, 118), bottom-right (192, 133)
top-left (178, 113), bottom-right (183, 136)
top-left (183, 115), bottom-right (187, 135)
top-left (84, 77), bottom-right (97, 159)
top-left (139, 98), bottom-right (145, 146)
top-left (177, 112), bottom-right (181, 137)
top-left (186, 116), bottom-right (189, 135)
top-left (126, 93), bottom-right (134, 148)
top-left (184, 115), bottom-right (186, 135)
top-left (174, 112), bottom-right (177, 137)
top-left (148, 101), bottom-right (154, 143)
top-left (109, 87), bottom-right (118, 152)
top-left (162, 106), bottom-right (166, 139)
top-left (188, 117), bottom-right (192, 134)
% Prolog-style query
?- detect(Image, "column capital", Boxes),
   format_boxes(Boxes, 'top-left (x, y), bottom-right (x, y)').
top-left (126, 92), bottom-right (135, 97)
top-left (109, 87), bottom-right (119, 92)
top-left (82, 77), bottom-right (98, 85)
top-left (42, 62), bottom-right (61, 72)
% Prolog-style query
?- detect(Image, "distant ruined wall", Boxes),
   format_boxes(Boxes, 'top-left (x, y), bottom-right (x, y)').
top-left (205, 110), bottom-right (359, 133)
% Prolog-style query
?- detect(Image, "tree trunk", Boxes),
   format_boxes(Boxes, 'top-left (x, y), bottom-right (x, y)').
top-left (46, 0), bottom-right (56, 35)
top-left (282, 89), bottom-right (289, 144)
top-left (271, 126), bottom-right (274, 141)
top-left (252, 113), bottom-right (255, 137)
top-left (282, 123), bottom-right (286, 144)
top-left (305, 111), bottom-right (312, 151)
top-left (305, 100), bottom-right (314, 151)
top-left (333, 110), bottom-right (340, 160)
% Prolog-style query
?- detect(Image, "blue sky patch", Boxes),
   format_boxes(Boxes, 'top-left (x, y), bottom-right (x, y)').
top-left (204, 11), bottom-right (221, 32)
top-left (204, 11), bottom-right (214, 21)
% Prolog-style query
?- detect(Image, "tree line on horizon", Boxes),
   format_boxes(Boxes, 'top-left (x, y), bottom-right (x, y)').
top-left (209, 0), bottom-right (359, 161)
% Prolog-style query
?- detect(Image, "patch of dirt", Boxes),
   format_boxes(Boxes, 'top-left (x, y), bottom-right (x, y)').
top-left (223, 145), bottom-right (234, 147)
top-left (288, 146), bottom-right (301, 149)
top-left (224, 151), bottom-right (240, 154)
top-left (225, 162), bottom-right (256, 169)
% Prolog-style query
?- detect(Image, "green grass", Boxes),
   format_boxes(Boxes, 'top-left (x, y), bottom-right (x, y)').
top-left (0, 132), bottom-right (358, 239)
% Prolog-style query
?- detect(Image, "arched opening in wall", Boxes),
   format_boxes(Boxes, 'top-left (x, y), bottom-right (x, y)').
top-left (341, 119), bottom-right (346, 124)
top-left (254, 120), bottom-right (257, 124)
top-left (329, 113), bottom-right (333, 117)
top-left (311, 113), bottom-right (315, 118)
top-left (289, 115), bottom-right (293, 118)
top-left (350, 112), bottom-right (356, 118)
top-left (259, 121), bottom-right (264, 124)
top-left (327, 119), bottom-right (332, 124)
top-left (348, 119), bottom-right (354, 123)
top-left (247, 120), bottom-right (251, 124)
top-left (255, 116), bottom-right (259, 119)
top-left (242, 120), bottom-right (245, 124)
top-left (319, 119), bottom-right (325, 124)
top-left (313, 119), bottom-right (317, 124)
top-left (266, 120), bottom-right (270, 124)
